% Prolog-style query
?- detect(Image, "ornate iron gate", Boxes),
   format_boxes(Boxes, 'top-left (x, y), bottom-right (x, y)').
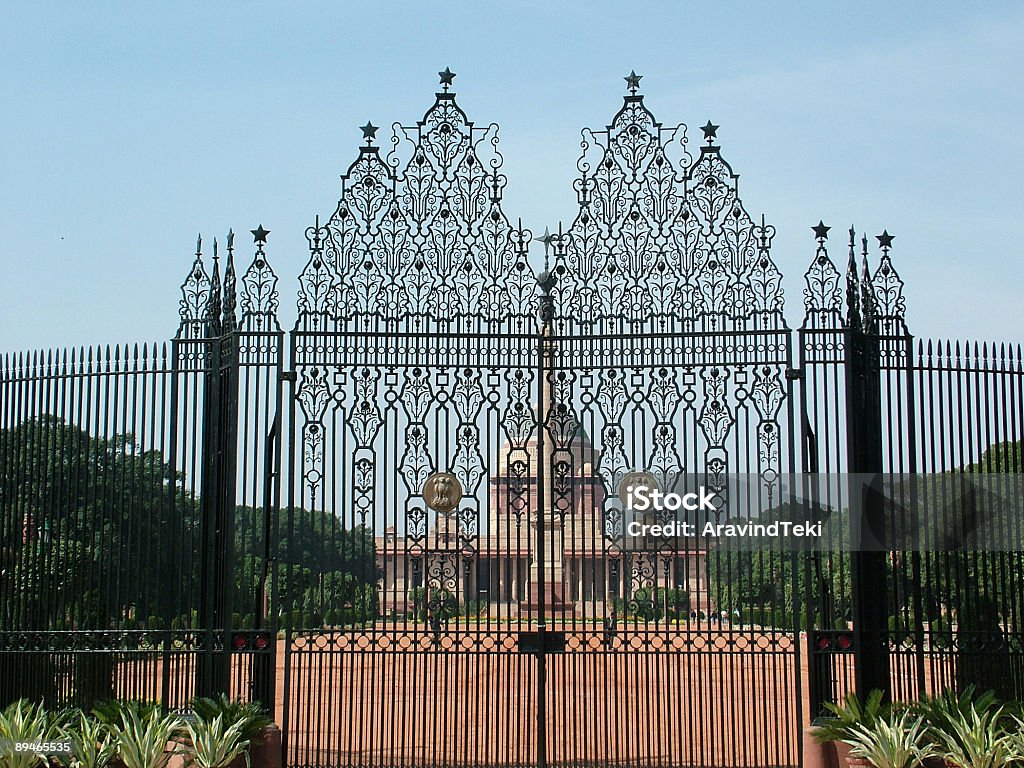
top-left (2, 70), bottom-right (1023, 768)
top-left (275, 72), bottom-right (802, 768)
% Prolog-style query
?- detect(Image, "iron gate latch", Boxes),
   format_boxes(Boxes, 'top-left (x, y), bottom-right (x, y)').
top-left (518, 631), bottom-right (566, 654)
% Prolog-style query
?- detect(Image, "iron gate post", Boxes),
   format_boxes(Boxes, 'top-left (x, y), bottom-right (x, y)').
top-left (197, 262), bottom-right (240, 699)
top-left (845, 314), bottom-right (891, 703)
top-left (534, 263), bottom-right (557, 768)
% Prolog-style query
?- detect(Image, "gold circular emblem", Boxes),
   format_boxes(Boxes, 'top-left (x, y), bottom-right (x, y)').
top-left (423, 472), bottom-right (463, 513)
top-left (618, 470), bottom-right (659, 507)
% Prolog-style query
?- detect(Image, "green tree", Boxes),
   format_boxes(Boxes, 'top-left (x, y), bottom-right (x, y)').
top-left (0, 415), bottom-right (200, 706)
top-left (0, 416), bottom-right (200, 631)
top-left (232, 506), bottom-right (379, 623)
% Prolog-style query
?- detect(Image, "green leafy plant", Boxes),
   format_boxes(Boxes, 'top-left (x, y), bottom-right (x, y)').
top-left (181, 714), bottom-right (251, 768)
top-left (0, 699), bottom-right (58, 768)
top-left (840, 710), bottom-right (935, 768)
top-left (1004, 716), bottom-right (1024, 764)
top-left (189, 694), bottom-right (271, 745)
top-left (91, 700), bottom-right (162, 728)
top-left (107, 707), bottom-right (182, 768)
top-left (813, 689), bottom-right (889, 744)
top-left (913, 685), bottom-right (998, 732)
top-left (928, 701), bottom-right (1014, 768)
top-left (56, 710), bottom-right (116, 768)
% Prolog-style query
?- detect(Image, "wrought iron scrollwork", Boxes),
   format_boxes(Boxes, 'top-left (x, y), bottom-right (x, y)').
top-left (294, 75), bottom-right (533, 331)
top-left (240, 226), bottom-right (280, 331)
top-left (178, 234), bottom-right (212, 339)
top-left (553, 81), bottom-right (784, 330)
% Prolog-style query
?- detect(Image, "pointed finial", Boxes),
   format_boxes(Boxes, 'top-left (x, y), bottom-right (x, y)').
top-left (540, 226), bottom-right (554, 269)
top-left (213, 237), bottom-right (219, 263)
top-left (624, 70), bottom-right (643, 94)
top-left (439, 67), bottom-right (456, 91)
top-left (360, 122), bottom-right (379, 145)
top-left (223, 229), bottom-right (237, 332)
top-left (196, 233), bottom-right (202, 257)
top-left (701, 120), bottom-right (719, 145)
top-left (812, 220), bottom-right (830, 242)
top-left (845, 227), bottom-right (861, 330)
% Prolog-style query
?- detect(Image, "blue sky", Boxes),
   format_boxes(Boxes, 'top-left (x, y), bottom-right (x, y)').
top-left (3, 1), bottom-right (1022, 351)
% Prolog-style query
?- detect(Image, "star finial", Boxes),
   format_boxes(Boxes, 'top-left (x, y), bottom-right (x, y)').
top-left (360, 121), bottom-right (378, 145)
top-left (701, 120), bottom-right (719, 144)
top-left (624, 70), bottom-right (643, 94)
top-left (812, 221), bottom-right (831, 241)
top-left (876, 230), bottom-right (894, 250)
top-left (251, 225), bottom-right (270, 245)
top-left (439, 67), bottom-right (456, 91)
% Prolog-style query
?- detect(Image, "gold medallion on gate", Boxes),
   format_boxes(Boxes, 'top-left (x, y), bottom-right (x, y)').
top-left (423, 472), bottom-right (463, 513)
top-left (619, 470), bottom-right (659, 508)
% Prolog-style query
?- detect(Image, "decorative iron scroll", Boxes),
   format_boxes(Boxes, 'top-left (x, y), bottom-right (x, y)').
top-left (240, 225), bottom-right (280, 332)
top-left (178, 234), bottom-right (211, 339)
top-left (551, 84), bottom-right (784, 330)
top-left (296, 73), bottom-right (535, 330)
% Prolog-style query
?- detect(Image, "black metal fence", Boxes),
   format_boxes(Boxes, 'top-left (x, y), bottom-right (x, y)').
top-left (1, 71), bottom-right (1022, 768)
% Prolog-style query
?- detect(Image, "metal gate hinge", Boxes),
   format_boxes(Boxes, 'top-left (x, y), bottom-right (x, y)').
top-left (279, 371), bottom-right (297, 382)
top-left (785, 367), bottom-right (804, 381)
